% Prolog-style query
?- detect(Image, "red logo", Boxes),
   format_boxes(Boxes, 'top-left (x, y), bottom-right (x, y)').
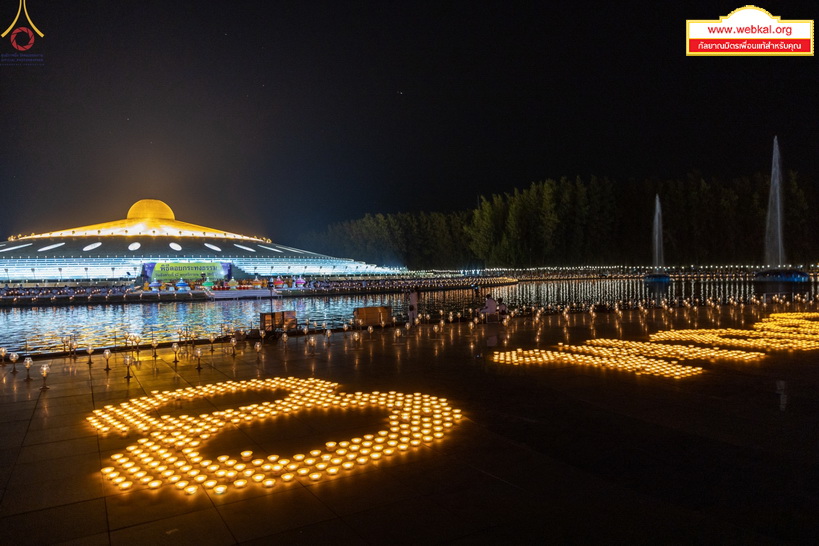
top-left (10, 26), bottom-right (33, 51)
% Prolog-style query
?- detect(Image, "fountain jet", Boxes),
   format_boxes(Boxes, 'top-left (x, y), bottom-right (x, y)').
top-left (645, 194), bottom-right (670, 284)
top-left (765, 136), bottom-right (785, 267)
top-left (652, 194), bottom-right (664, 273)
top-left (755, 136), bottom-right (808, 283)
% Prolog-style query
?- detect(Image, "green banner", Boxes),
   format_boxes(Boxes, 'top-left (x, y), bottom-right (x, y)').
top-left (146, 262), bottom-right (229, 282)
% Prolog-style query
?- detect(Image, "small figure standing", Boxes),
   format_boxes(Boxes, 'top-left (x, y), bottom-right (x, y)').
top-left (481, 294), bottom-right (500, 345)
top-left (407, 286), bottom-right (420, 325)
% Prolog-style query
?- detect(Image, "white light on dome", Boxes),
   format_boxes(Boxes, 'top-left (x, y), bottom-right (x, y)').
top-left (258, 245), bottom-right (283, 253)
top-left (83, 242), bottom-right (102, 251)
top-left (234, 244), bottom-right (256, 252)
top-left (169, 243), bottom-right (182, 251)
top-left (38, 243), bottom-right (66, 252)
top-left (128, 242), bottom-right (141, 251)
top-left (204, 243), bottom-right (221, 252)
top-left (0, 243), bottom-right (33, 253)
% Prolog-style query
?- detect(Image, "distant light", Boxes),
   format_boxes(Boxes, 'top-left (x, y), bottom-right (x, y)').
top-left (234, 244), bottom-right (255, 252)
top-left (204, 243), bottom-right (221, 252)
top-left (169, 242), bottom-right (182, 251)
top-left (128, 242), bottom-right (141, 251)
top-left (83, 242), bottom-right (102, 251)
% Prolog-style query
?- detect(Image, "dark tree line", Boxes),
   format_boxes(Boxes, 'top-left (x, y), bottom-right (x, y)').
top-left (296, 211), bottom-right (476, 270)
top-left (295, 171), bottom-right (817, 269)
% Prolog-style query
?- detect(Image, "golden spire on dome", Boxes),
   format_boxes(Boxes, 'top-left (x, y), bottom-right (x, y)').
top-left (127, 199), bottom-right (176, 221)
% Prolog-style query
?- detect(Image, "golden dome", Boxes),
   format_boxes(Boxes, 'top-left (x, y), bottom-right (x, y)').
top-left (17, 198), bottom-right (267, 241)
top-left (126, 199), bottom-right (176, 221)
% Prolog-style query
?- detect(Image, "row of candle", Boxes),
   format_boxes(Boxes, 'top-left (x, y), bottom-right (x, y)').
top-left (584, 339), bottom-right (765, 361)
top-left (650, 328), bottom-right (819, 351)
top-left (752, 312), bottom-right (819, 337)
top-left (495, 312), bottom-right (818, 380)
top-left (491, 348), bottom-right (703, 378)
top-left (92, 377), bottom-right (461, 494)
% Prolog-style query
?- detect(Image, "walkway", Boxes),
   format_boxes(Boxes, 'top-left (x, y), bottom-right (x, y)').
top-left (0, 307), bottom-right (815, 543)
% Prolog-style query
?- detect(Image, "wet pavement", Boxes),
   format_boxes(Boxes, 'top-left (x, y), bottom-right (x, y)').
top-left (0, 305), bottom-right (817, 544)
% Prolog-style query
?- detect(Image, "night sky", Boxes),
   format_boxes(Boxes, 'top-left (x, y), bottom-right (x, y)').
top-left (1, 1), bottom-right (817, 244)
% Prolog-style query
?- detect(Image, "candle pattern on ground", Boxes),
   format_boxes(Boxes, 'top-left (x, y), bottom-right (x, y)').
top-left (491, 313), bottom-right (819, 378)
top-left (90, 377), bottom-right (461, 494)
top-left (650, 313), bottom-right (819, 350)
top-left (491, 348), bottom-right (704, 378)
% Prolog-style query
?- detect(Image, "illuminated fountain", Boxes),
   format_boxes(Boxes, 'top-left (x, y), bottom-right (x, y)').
top-left (644, 194), bottom-right (671, 284)
top-left (755, 136), bottom-right (809, 284)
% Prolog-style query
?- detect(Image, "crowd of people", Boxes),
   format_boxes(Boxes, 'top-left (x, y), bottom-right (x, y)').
top-left (166, 275), bottom-right (518, 294)
top-left (271, 276), bottom-right (517, 293)
top-left (0, 276), bottom-right (519, 305)
top-left (0, 284), bottom-right (133, 297)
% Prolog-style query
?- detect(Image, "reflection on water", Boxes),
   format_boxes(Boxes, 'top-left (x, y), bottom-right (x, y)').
top-left (0, 292), bottom-right (400, 354)
top-left (502, 278), bottom-right (766, 308)
top-left (0, 278), bottom-right (813, 354)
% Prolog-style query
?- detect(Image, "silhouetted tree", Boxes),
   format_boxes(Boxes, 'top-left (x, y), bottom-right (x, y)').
top-left (295, 171), bottom-right (817, 269)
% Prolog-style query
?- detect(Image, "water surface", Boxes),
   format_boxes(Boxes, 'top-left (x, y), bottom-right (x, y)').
top-left (0, 278), bottom-right (812, 353)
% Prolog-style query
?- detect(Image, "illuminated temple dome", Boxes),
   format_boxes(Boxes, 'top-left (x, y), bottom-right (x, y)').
top-left (25, 198), bottom-right (263, 240)
top-left (0, 199), bottom-right (391, 282)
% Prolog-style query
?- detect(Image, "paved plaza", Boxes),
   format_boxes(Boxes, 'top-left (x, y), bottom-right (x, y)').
top-left (1, 307), bottom-right (817, 544)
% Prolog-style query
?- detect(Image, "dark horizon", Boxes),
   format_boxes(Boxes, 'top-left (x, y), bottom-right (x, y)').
top-left (1, 1), bottom-right (817, 246)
